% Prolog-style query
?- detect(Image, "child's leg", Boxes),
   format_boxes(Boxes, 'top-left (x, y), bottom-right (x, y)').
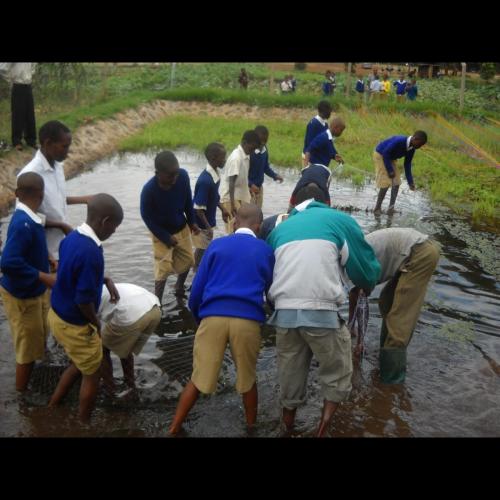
top-left (154, 280), bottom-right (167, 303)
top-left (15, 362), bottom-right (35, 391)
top-left (120, 354), bottom-right (135, 388)
top-left (316, 400), bottom-right (340, 437)
top-left (374, 188), bottom-right (388, 213)
top-left (241, 383), bottom-right (258, 428)
top-left (101, 347), bottom-right (115, 395)
top-left (194, 248), bottom-right (205, 272)
top-left (49, 363), bottom-right (80, 406)
top-left (174, 270), bottom-right (189, 296)
top-left (388, 184), bottom-right (400, 212)
top-left (78, 370), bottom-right (101, 423)
top-left (168, 380), bottom-right (200, 435)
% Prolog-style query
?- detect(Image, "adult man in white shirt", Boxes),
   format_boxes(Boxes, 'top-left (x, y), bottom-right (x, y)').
top-left (0, 63), bottom-right (37, 150)
top-left (17, 120), bottom-right (92, 267)
top-left (99, 283), bottom-right (161, 392)
top-left (219, 130), bottom-right (261, 233)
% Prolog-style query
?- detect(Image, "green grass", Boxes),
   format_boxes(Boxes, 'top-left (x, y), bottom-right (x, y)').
top-left (119, 112), bottom-right (500, 227)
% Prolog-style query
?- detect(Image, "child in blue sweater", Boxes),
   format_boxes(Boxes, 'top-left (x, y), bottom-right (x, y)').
top-left (168, 203), bottom-right (275, 436)
top-left (373, 130), bottom-right (428, 214)
top-left (48, 193), bottom-right (123, 422)
top-left (302, 100), bottom-right (332, 166)
top-left (0, 173), bottom-right (61, 391)
top-left (248, 125), bottom-right (284, 209)
top-left (140, 151), bottom-right (200, 302)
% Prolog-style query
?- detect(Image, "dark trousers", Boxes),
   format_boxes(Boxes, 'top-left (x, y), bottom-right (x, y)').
top-left (11, 83), bottom-right (36, 147)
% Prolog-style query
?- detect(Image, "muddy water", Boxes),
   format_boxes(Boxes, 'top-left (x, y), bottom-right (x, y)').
top-left (1, 149), bottom-right (499, 437)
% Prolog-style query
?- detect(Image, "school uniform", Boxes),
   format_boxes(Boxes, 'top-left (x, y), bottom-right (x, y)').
top-left (248, 146), bottom-right (279, 208)
top-left (373, 135), bottom-right (416, 189)
top-left (366, 228), bottom-right (440, 383)
top-left (188, 228), bottom-right (275, 394)
top-left (289, 164), bottom-right (332, 206)
top-left (394, 80), bottom-right (407, 97)
top-left (406, 84), bottom-right (418, 100)
top-left (192, 164), bottom-right (220, 250)
top-left (48, 223), bottom-right (105, 375)
top-left (303, 115), bottom-right (329, 155)
top-left (355, 79), bottom-right (365, 93)
top-left (266, 201), bottom-right (381, 408)
top-left (305, 129), bottom-right (338, 168)
top-left (219, 145), bottom-right (251, 233)
top-left (0, 203), bottom-right (50, 364)
top-left (18, 150), bottom-right (68, 259)
top-left (99, 283), bottom-right (161, 359)
top-left (140, 169), bottom-right (195, 280)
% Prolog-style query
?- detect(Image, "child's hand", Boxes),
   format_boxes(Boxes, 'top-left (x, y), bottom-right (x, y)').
top-left (249, 184), bottom-right (260, 194)
top-left (190, 224), bottom-right (201, 235)
top-left (221, 208), bottom-right (231, 223)
top-left (275, 175), bottom-right (284, 183)
top-left (409, 184), bottom-right (416, 191)
top-left (104, 277), bottom-right (120, 303)
top-left (48, 256), bottom-right (58, 272)
top-left (59, 222), bottom-right (73, 235)
top-left (335, 154), bottom-right (343, 163)
top-left (388, 171), bottom-right (396, 178)
top-left (168, 235), bottom-right (179, 248)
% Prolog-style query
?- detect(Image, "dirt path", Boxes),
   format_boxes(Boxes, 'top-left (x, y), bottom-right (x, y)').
top-left (0, 100), bottom-right (313, 216)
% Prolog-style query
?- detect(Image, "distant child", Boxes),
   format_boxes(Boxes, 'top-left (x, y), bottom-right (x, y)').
top-left (140, 151), bottom-right (200, 302)
top-left (302, 100), bottom-right (332, 166)
top-left (292, 117), bottom-right (346, 207)
top-left (393, 75), bottom-right (407, 101)
top-left (370, 75), bottom-right (381, 99)
top-left (219, 130), bottom-right (261, 234)
top-left (355, 76), bottom-right (365, 99)
top-left (190, 142), bottom-right (229, 273)
top-left (0, 173), bottom-right (60, 391)
top-left (238, 68), bottom-right (249, 90)
top-left (47, 193), bottom-right (123, 422)
top-left (406, 79), bottom-right (418, 101)
top-left (248, 125), bottom-right (284, 209)
top-left (380, 74), bottom-right (391, 99)
top-left (99, 283), bottom-right (161, 392)
top-left (373, 130), bottom-right (428, 214)
top-left (168, 203), bottom-right (275, 436)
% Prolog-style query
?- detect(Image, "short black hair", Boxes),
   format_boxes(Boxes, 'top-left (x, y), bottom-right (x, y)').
top-left (205, 142), bottom-right (225, 162)
top-left (295, 183), bottom-right (328, 205)
top-left (155, 151), bottom-right (179, 173)
top-left (38, 121), bottom-right (70, 145)
top-left (413, 130), bottom-right (428, 143)
top-left (16, 172), bottom-right (44, 195)
top-left (254, 125), bottom-right (269, 136)
top-left (242, 130), bottom-right (260, 146)
top-left (318, 100), bottom-right (332, 114)
top-left (88, 193), bottom-right (124, 223)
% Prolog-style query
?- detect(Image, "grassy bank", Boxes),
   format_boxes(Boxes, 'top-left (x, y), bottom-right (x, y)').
top-left (119, 112), bottom-right (500, 227)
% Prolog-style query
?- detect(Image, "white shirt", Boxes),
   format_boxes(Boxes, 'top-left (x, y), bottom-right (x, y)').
top-left (17, 150), bottom-right (68, 258)
top-left (407, 136), bottom-right (414, 151)
top-left (99, 283), bottom-right (160, 327)
top-left (16, 201), bottom-right (44, 225)
top-left (370, 80), bottom-right (381, 92)
top-left (314, 115), bottom-right (328, 127)
top-left (219, 145), bottom-right (251, 204)
top-left (235, 227), bottom-right (256, 238)
top-left (0, 63), bottom-right (36, 85)
top-left (194, 164), bottom-right (220, 210)
top-left (76, 223), bottom-right (102, 247)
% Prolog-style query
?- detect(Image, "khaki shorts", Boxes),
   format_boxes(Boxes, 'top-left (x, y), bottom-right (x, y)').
top-left (191, 316), bottom-right (261, 394)
top-left (0, 287), bottom-right (49, 364)
top-left (191, 227), bottom-right (214, 250)
top-left (275, 324), bottom-right (353, 408)
top-left (250, 185), bottom-right (264, 209)
top-left (220, 200), bottom-right (242, 234)
top-left (48, 308), bottom-right (103, 375)
top-left (152, 224), bottom-right (195, 280)
top-left (101, 305), bottom-right (161, 358)
top-left (374, 151), bottom-right (401, 188)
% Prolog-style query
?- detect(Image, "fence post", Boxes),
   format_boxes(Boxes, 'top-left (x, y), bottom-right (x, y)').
top-left (269, 63), bottom-right (275, 93)
top-left (170, 62), bottom-right (176, 88)
top-left (459, 62), bottom-right (466, 114)
top-left (346, 62), bottom-right (352, 97)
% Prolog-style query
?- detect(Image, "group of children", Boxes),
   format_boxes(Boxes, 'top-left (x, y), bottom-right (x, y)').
top-left (355, 73), bottom-right (418, 101)
top-left (1, 103), bottom-right (438, 435)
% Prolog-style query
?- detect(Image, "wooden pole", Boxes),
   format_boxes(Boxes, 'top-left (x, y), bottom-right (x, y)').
top-left (269, 63), bottom-right (275, 93)
top-left (459, 62), bottom-right (466, 114)
top-left (170, 62), bottom-right (176, 88)
top-left (346, 62), bottom-right (352, 97)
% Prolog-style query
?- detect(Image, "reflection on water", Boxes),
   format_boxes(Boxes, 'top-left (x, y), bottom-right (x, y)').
top-left (1, 149), bottom-right (499, 437)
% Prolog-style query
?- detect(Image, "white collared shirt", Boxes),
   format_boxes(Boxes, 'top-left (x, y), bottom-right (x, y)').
top-left (17, 149), bottom-right (68, 258)
top-left (235, 227), bottom-right (256, 238)
top-left (16, 201), bottom-right (44, 225)
top-left (407, 136), bottom-right (414, 151)
top-left (326, 129), bottom-right (336, 142)
top-left (219, 145), bottom-right (251, 204)
top-left (76, 223), bottom-right (102, 247)
top-left (294, 198), bottom-right (315, 212)
top-left (0, 63), bottom-right (36, 85)
top-left (99, 283), bottom-right (160, 327)
top-left (314, 115), bottom-right (328, 127)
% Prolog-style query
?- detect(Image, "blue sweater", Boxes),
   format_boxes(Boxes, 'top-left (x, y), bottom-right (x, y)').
top-left (188, 233), bottom-right (275, 324)
top-left (51, 231), bottom-right (104, 325)
top-left (193, 170), bottom-right (220, 229)
top-left (140, 170), bottom-right (195, 245)
top-left (393, 80), bottom-right (407, 95)
top-left (375, 135), bottom-right (416, 186)
top-left (248, 147), bottom-right (278, 187)
top-left (290, 164), bottom-right (331, 205)
top-left (0, 209), bottom-right (49, 299)
top-left (306, 130), bottom-right (338, 167)
top-left (355, 80), bottom-right (365, 93)
top-left (303, 117), bottom-right (329, 154)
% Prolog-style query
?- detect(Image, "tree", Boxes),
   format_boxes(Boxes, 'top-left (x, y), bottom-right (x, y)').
top-left (294, 62), bottom-right (307, 71)
top-left (480, 63), bottom-right (496, 81)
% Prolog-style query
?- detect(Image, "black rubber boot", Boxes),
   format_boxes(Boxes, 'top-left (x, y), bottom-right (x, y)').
top-left (379, 348), bottom-right (407, 384)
